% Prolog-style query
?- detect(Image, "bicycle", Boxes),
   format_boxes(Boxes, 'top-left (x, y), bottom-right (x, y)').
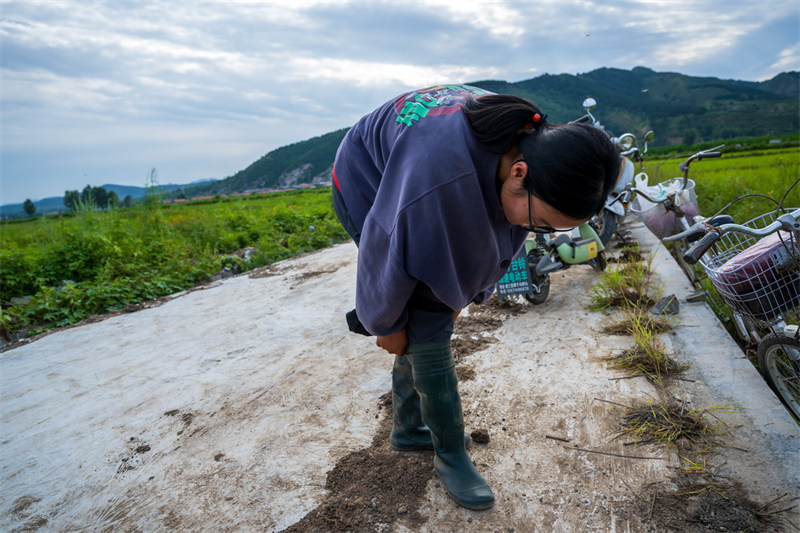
top-left (627, 146), bottom-right (732, 288)
top-left (666, 207), bottom-right (800, 419)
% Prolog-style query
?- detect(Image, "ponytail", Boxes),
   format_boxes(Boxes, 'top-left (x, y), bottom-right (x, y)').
top-left (463, 94), bottom-right (547, 154)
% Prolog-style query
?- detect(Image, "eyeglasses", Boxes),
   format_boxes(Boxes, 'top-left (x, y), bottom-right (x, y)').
top-left (525, 189), bottom-right (574, 234)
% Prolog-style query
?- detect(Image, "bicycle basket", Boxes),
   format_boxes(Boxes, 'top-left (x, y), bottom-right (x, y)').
top-left (631, 178), bottom-right (700, 239)
top-left (699, 209), bottom-right (800, 326)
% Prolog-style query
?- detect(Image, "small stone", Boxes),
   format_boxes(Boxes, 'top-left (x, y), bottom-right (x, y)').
top-left (397, 505), bottom-right (407, 515)
top-left (685, 497), bottom-right (703, 519)
top-left (470, 428), bottom-right (490, 444)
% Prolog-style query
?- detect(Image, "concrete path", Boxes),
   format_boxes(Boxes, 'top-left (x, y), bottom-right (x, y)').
top-left (1, 219), bottom-right (797, 532)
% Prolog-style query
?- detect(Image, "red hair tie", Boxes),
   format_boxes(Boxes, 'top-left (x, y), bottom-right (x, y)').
top-left (523, 113), bottom-right (545, 131)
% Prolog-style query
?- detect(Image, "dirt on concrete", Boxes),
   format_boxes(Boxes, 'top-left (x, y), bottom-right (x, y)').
top-left (1, 220), bottom-right (798, 532)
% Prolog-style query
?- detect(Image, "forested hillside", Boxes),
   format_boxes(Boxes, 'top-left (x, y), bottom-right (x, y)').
top-left (473, 67), bottom-right (798, 143)
top-left (181, 67), bottom-right (797, 198)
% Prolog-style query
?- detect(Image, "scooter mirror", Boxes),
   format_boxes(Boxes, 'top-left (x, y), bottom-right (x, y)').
top-left (644, 130), bottom-right (655, 142)
top-left (617, 133), bottom-right (636, 151)
top-left (582, 97), bottom-right (597, 111)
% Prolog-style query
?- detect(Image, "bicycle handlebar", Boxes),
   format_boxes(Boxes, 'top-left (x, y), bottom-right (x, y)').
top-left (681, 232), bottom-right (721, 264)
top-left (664, 208), bottom-right (800, 264)
top-left (677, 145), bottom-right (724, 190)
top-left (629, 146), bottom-right (725, 205)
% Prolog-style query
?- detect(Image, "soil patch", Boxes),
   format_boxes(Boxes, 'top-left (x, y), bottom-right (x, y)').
top-left (619, 479), bottom-right (793, 532)
top-left (279, 299), bottom-right (516, 532)
top-left (452, 298), bottom-right (527, 362)
top-left (280, 400), bottom-right (435, 533)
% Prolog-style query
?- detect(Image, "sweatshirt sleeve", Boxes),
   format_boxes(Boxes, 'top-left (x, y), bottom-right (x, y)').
top-left (354, 216), bottom-right (417, 336)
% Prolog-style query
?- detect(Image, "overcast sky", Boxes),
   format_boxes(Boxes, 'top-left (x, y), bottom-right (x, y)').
top-left (1, 0), bottom-right (798, 205)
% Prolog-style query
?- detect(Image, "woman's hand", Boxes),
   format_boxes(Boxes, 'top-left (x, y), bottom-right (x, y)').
top-left (376, 329), bottom-right (408, 356)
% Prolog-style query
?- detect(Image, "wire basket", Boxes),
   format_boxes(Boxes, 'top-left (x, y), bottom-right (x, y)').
top-left (698, 209), bottom-right (800, 327)
top-left (631, 178), bottom-right (700, 239)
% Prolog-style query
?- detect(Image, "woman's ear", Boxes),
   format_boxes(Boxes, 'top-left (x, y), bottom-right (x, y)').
top-left (511, 161), bottom-right (528, 185)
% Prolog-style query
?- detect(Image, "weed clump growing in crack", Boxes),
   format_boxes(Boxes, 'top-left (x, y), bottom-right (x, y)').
top-left (603, 307), bottom-right (675, 336)
top-left (615, 399), bottom-right (795, 531)
top-left (589, 249), bottom-right (657, 310)
top-left (592, 242), bottom-right (684, 384)
top-left (606, 315), bottom-right (686, 384)
top-left (594, 236), bottom-right (796, 531)
top-left (619, 399), bottom-right (736, 452)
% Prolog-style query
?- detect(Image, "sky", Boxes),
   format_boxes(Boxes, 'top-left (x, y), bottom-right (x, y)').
top-left (1, 0), bottom-right (798, 205)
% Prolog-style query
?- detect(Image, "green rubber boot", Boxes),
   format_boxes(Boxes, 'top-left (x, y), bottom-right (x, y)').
top-left (389, 355), bottom-right (435, 451)
top-left (405, 342), bottom-right (494, 511)
top-left (389, 355), bottom-right (471, 451)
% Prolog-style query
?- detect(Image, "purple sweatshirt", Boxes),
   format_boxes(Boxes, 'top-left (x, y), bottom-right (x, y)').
top-left (334, 85), bottom-right (529, 336)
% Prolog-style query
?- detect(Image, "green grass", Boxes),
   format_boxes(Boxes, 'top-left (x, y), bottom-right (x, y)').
top-left (606, 315), bottom-right (686, 385)
top-left (0, 188), bottom-right (348, 341)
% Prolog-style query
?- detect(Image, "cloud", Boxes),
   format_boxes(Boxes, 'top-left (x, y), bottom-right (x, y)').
top-left (0, 0), bottom-right (798, 204)
top-left (419, 0), bottom-right (528, 40)
top-left (770, 42), bottom-right (800, 74)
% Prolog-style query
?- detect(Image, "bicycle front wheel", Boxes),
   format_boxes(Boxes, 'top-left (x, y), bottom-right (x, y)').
top-left (757, 333), bottom-right (800, 420)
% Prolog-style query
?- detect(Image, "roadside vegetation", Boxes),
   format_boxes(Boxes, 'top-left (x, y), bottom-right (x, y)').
top-left (644, 145), bottom-right (799, 224)
top-left (0, 188), bottom-right (348, 343)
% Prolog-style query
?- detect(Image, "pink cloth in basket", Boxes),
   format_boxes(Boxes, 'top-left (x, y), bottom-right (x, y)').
top-left (717, 231), bottom-right (798, 294)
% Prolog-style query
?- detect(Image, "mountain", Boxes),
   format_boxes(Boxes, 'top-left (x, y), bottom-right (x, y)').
top-left (179, 67), bottom-right (797, 199)
top-left (101, 179), bottom-right (219, 200)
top-left (0, 196), bottom-right (69, 217)
top-left (178, 129), bottom-right (348, 198)
top-left (4, 67), bottom-right (797, 214)
top-left (471, 67), bottom-right (798, 144)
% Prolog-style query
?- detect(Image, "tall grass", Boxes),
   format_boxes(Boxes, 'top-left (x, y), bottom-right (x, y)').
top-left (0, 188), bottom-right (348, 341)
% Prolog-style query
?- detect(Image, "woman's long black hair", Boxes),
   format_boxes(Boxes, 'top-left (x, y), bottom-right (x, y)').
top-left (463, 94), bottom-right (620, 220)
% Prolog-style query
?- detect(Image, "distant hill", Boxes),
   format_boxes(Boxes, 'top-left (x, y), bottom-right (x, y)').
top-left (178, 129), bottom-right (348, 198)
top-left (101, 179), bottom-right (218, 201)
top-left (471, 67), bottom-right (798, 144)
top-left (5, 67), bottom-right (797, 213)
top-left (1, 179), bottom-right (218, 218)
